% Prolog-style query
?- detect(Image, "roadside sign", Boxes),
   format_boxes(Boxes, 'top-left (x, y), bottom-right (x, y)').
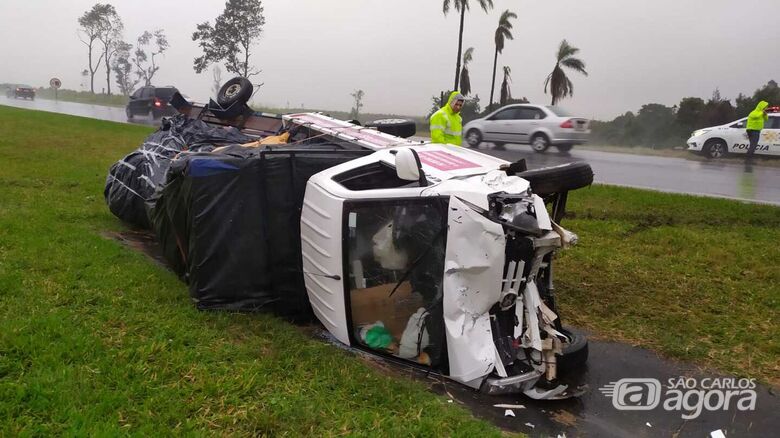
top-left (50, 77), bottom-right (61, 101)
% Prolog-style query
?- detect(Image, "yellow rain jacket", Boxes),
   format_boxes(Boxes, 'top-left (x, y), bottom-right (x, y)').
top-left (429, 91), bottom-right (463, 145)
top-left (746, 100), bottom-right (769, 131)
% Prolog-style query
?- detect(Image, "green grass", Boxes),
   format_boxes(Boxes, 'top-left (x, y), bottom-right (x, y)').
top-left (0, 105), bottom-right (501, 435)
top-left (556, 186), bottom-right (780, 386)
top-left (35, 88), bottom-right (129, 107)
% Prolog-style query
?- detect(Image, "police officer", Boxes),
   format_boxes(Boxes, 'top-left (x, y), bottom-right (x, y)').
top-left (746, 100), bottom-right (769, 162)
top-left (430, 91), bottom-right (465, 146)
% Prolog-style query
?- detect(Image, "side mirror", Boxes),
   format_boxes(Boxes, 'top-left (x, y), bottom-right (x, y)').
top-left (129, 95), bottom-right (136, 100)
top-left (395, 148), bottom-right (428, 187)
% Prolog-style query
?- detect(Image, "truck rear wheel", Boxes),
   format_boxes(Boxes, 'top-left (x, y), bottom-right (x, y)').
top-left (515, 162), bottom-right (594, 197)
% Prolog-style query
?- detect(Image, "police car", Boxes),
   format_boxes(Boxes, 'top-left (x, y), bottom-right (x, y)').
top-left (687, 107), bottom-right (780, 158)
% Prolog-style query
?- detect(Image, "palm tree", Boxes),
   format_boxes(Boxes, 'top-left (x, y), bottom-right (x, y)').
top-left (459, 47), bottom-right (474, 96)
top-left (489, 10), bottom-right (517, 109)
top-left (443, 0), bottom-right (494, 91)
top-left (544, 39), bottom-right (588, 105)
top-left (500, 66), bottom-right (512, 105)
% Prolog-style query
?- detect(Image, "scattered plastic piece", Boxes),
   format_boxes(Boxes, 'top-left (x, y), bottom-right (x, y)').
top-left (646, 422), bottom-right (652, 427)
top-left (447, 399), bottom-right (453, 403)
top-left (505, 409), bottom-right (515, 417)
top-left (557, 434), bottom-right (567, 438)
top-left (710, 430), bottom-right (726, 438)
top-left (493, 403), bottom-right (526, 409)
top-left (525, 423), bottom-right (535, 429)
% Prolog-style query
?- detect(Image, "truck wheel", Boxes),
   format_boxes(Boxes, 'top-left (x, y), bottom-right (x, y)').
top-left (531, 133), bottom-right (551, 153)
top-left (704, 139), bottom-right (728, 159)
top-left (515, 162), bottom-right (594, 197)
top-left (556, 327), bottom-right (588, 373)
top-left (217, 77), bottom-right (253, 107)
top-left (365, 118), bottom-right (416, 138)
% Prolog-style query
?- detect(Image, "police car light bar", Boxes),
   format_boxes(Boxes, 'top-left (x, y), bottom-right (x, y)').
top-left (767, 106), bottom-right (780, 113)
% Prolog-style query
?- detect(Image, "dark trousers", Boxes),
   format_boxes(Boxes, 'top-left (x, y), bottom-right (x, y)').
top-left (746, 130), bottom-right (761, 158)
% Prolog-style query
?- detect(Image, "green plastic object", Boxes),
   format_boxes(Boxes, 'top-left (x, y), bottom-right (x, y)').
top-left (364, 325), bottom-right (393, 349)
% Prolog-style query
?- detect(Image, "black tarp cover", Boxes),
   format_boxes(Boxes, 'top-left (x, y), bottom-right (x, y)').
top-left (104, 115), bottom-right (254, 228)
top-left (149, 144), bottom-right (369, 318)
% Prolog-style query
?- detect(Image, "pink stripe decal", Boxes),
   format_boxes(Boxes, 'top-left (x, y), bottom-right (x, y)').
top-left (417, 151), bottom-right (480, 171)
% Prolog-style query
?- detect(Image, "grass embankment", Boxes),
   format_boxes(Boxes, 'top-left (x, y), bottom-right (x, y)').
top-left (34, 88), bottom-right (129, 108)
top-left (0, 106), bottom-right (500, 435)
top-left (556, 187), bottom-right (780, 386)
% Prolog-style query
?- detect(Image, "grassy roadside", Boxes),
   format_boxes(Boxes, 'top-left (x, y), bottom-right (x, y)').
top-left (556, 186), bottom-right (780, 386)
top-left (0, 106), bottom-right (500, 435)
top-left (35, 88), bottom-right (128, 107)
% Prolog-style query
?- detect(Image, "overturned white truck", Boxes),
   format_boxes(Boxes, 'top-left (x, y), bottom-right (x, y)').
top-left (105, 79), bottom-right (594, 399)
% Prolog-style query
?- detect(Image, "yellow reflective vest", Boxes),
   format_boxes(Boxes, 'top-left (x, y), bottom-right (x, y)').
top-left (429, 91), bottom-right (463, 146)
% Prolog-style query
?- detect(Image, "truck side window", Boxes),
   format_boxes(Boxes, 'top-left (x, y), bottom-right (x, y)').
top-left (345, 198), bottom-right (449, 370)
top-left (333, 162), bottom-right (419, 191)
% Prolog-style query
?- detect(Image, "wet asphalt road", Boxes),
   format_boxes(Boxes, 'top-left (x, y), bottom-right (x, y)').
top-left (2, 95), bottom-right (780, 206)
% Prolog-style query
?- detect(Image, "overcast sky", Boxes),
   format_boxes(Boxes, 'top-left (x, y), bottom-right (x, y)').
top-left (1, 0), bottom-right (778, 119)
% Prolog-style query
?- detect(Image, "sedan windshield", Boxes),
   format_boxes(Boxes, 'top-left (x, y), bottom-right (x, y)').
top-left (545, 106), bottom-right (572, 117)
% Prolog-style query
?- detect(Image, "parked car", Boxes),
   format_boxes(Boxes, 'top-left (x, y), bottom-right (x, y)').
top-left (126, 86), bottom-right (180, 120)
top-left (463, 104), bottom-right (590, 152)
top-left (6, 85), bottom-right (35, 100)
top-left (687, 108), bottom-right (780, 158)
top-left (106, 78), bottom-right (595, 400)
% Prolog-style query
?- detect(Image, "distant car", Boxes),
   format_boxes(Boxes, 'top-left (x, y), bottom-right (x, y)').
top-left (6, 85), bottom-right (35, 100)
top-left (687, 108), bottom-right (780, 158)
top-left (463, 104), bottom-right (590, 152)
top-left (126, 86), bottom-right (180, 120)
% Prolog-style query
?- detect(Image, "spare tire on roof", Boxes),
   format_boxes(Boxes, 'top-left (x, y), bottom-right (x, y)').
top-left (515, 162), bottom-right (594, 197)
top-left (365, 118), bottom-right (416, 138)
top-left (217, 77), bottom-right (253, 107)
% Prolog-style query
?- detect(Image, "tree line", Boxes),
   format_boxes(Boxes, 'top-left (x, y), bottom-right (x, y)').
top-left (590, 80), bottom-right (780, 148)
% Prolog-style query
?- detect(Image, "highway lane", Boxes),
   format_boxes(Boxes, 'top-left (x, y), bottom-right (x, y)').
top-left (2, 95), bottom-right (779, 205)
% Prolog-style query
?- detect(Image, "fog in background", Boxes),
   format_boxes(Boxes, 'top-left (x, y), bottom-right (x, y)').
top-left (1, 0), bottom-right (778, 119)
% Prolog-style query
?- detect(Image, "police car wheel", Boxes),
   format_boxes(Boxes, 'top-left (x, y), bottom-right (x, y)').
top-left (704, 139), bottom-right (728, 159)
top-left (465, 129), bottom-right (482, 147)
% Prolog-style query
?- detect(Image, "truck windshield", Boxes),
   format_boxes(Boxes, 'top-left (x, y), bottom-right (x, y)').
top-left (344, 198), bottom-right (449, 370)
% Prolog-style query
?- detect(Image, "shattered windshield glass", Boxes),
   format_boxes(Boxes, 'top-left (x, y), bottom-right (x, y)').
top-left (345, 198), bottom-right (449, 370)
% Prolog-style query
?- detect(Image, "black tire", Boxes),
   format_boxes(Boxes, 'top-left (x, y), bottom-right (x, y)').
top-left (217, 77), bottom-right (253, 107)
top-left (125, 108), bottom-right (133, 120)
top-left (465, 129), bottom-right (482, 148)
top-left (556, 143), bottom-right (574, 152)
top-left (531, 133), bottom-right (551, 153)
top-left (556, 327), bottom-right (588, 373)
top-left (704, 138), bottom-right (728, 159)
top-left (515, 162), bottom-right (594, 197)
top-left (365, 118), bottom-right (416, 138)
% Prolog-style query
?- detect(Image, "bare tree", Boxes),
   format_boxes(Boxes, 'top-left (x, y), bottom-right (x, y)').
top-left (350, 89), bottom-right (365, 119)
top-left (133, 30), bottom-right (169, 86)
top-left (112, 40), bottom-right (138, 96)
top-left (77, 4), bottom-right (109, 94)
top-left (96, 4), bottom-right (123, 95)
top-left (192, 0), bottom-right (266, 78)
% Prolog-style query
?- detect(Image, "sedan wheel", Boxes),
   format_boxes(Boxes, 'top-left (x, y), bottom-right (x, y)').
top-left (531, 134), bottom-right (550, 153)
top-left (465, 129), bottom-right (482, 148)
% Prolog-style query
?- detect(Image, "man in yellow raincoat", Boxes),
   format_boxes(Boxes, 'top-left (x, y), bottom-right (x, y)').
top-left (429, 91), bottom-right (465, 146)
top-left (746, 100), bottom-right (769, 161)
